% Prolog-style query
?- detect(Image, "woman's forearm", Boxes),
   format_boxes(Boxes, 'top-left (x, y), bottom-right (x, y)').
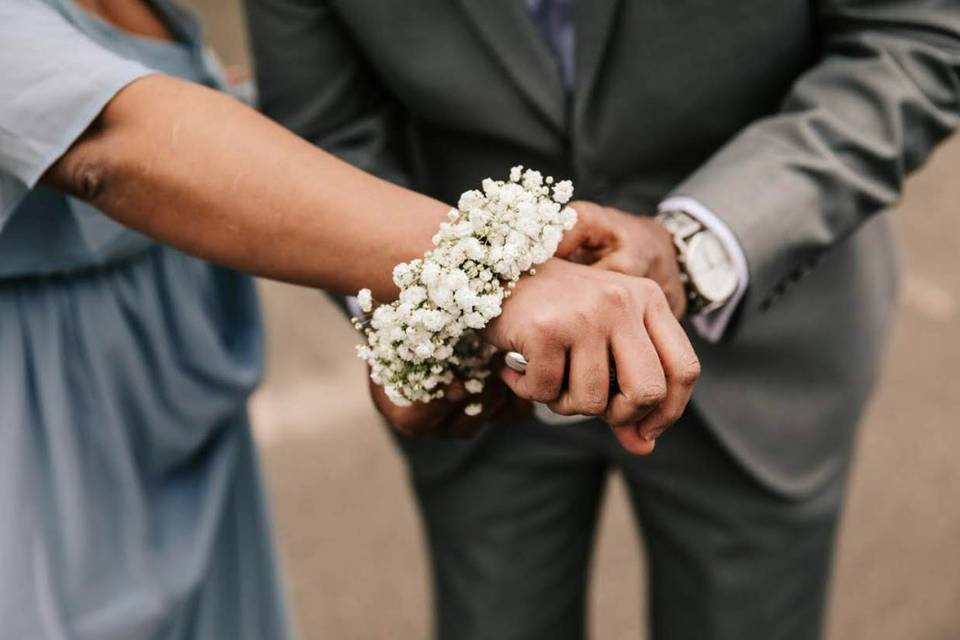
top-left (44, 74), bottom-right (446, 299)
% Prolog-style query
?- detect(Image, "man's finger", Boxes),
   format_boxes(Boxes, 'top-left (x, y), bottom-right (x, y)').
top-left (645, 252), bottom-right (687, 318)
top-left (500, 340), bottom-right (567, 403)
top-left (554, 202), bottom-right (614, 261)
top-left (605, 319), bottom-right (667, 452)
top-left (610, 423), bottom-right (657, 456)
top-left (555, 215), bottom-right (593, 259)
top-left (634, 300), bottom-right (700, 442)
top-left (547, 337), bottom-right (610, 416)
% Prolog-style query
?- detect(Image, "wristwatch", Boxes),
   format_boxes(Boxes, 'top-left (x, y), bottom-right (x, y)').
top-left (655, 209), bottom-right (739, 314)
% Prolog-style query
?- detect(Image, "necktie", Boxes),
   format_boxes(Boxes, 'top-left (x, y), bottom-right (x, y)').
top-left (529, 0), bottom-right (576, 88)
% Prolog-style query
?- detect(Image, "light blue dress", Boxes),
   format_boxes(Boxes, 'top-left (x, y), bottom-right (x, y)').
top-left (0, 1), bottom-right (292, 638)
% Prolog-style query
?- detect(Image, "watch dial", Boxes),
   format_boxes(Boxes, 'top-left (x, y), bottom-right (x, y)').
top-left (686, 233), bottom-right (738, 303)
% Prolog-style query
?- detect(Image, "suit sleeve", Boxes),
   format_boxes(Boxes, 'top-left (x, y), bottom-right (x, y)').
top-left (669, 0), bottom-right (960, 322)
top-left (244, 0), bottom-right (411, 186)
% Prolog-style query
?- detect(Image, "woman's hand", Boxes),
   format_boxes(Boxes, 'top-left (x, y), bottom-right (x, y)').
top-left (368, 370), bottom-right (530, 439)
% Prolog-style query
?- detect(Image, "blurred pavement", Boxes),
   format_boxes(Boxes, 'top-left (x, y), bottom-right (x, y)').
top-left (187, 2), bottom-right (960, 637)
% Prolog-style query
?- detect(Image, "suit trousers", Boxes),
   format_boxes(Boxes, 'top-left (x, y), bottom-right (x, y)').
top-left (398, 409), bottom-right (848, 640)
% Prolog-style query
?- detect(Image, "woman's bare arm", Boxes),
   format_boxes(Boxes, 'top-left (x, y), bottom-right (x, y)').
top-left (44, 74), bottom-right (446, 299)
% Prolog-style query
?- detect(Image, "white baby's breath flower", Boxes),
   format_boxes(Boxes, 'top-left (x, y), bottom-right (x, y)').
top-left (395, 303), bottom-right (414, 321)
top-left (414, 341), bottom-right (435, 360)
top-left (542, 224), bottom-right (563, 247)
top-left (468, 208), bottom-right (490, 232)
top-left (517, 217), bottom-right (541, 238)
top-left (452, 221), bottom-right (473, 238)
top-left (465, 379), bottom-right (484, 394)
top-left (392, 263), bottom-right (414, 288)
top-left (522, 169), bottom-right (544, 190)
top-left (553, 180), bottom-right (574, 204)
top-left (385, 385), bottom-right (412, 407)
top-left (421, 260), bottom-right (442, 286)
top-left (538, 200), bottom-right (561, 218)
top-left (420, 309), bottom-right (448, 332)
top-left (476, 294), bottom-right (502, 318)
top-left (357, 288), bottom-right (373, 313)
top-left (464, 402), bottom-right (483, 416)
top-left (531, 245), bottom-right (552, 264)
top-left (498, 183), bottom-right (519, 205)
top-left (463, 312), bottom-right (486, 329)
top-left (454, 287), bottom-right (479, 311)
top-left (444, 268), bottom-right (470, 291)
top-left (438, 246), bottom-right (465, 269)
top-left (356, 167), bottom-right (576, 413)
top-left (371, 304), bottom-right (394, 328)
top-left (460, 236), bottom-right (486, 261)
top-left (399, 285), bottom-right (427, 306)
top-left (458, 190), bottom-right (484, 212)
top-left (429, 285), bottom-right (454, 310)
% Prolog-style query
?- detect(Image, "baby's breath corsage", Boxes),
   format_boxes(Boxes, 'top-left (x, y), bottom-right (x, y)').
top-left (355, 167), bottom-right (576, 413)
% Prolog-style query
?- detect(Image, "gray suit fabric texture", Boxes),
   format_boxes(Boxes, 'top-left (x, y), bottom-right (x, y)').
top-left (247, 1), bottom-right (960, 637)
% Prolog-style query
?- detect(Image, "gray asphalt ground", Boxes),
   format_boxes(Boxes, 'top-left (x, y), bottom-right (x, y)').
top-left (190, 3), bottom-right (960, 636)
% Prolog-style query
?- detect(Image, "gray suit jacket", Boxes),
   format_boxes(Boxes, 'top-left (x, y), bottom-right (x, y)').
top-left (247, 0), bottom-right (960, 496)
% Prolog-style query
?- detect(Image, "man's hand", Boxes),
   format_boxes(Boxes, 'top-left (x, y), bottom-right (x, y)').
top-left (369, 371), bottom-right (530, 439)
top-left (484, 259), bottom-right (700, 454)
top-left (558, 201), bottom-right (687, 318)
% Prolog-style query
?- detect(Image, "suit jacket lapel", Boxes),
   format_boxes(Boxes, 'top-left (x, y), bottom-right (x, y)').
top-left (574, 0), bottom-right (621, 115)
top-left (457, 0), bottom-right (567, 132)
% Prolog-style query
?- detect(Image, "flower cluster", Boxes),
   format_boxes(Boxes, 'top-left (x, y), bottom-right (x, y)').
top-left (355, 167), bottom-right (577, 413)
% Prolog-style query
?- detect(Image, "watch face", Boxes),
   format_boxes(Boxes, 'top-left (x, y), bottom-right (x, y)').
top-left (685, 232), bottom-right (738, 303)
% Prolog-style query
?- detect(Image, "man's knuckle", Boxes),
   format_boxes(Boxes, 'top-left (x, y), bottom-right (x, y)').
top-left (567, 308), bottom-right (589, 332)
top-left (640, 278), bottom-right (669, 305)
top-left (665, 405), bottom-right (685, 424)
top-left (579, 392), bottom-right (607, 416)
top-left (625, 381), bottom-right (667, 406)
top-left (600, 282), bottom-right (631, 308)
top-left (531, 313), bottom-right (562, 339)
top-left (531, 387), bottom-right (558, 403)
top-left (677, 358), bottom-right (702, 386)
top-left (529, 376), bottom-right (561, 402)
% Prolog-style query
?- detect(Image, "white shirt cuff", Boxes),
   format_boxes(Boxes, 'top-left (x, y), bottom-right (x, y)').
top-left (659, 196), bottom-right (749, 343)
